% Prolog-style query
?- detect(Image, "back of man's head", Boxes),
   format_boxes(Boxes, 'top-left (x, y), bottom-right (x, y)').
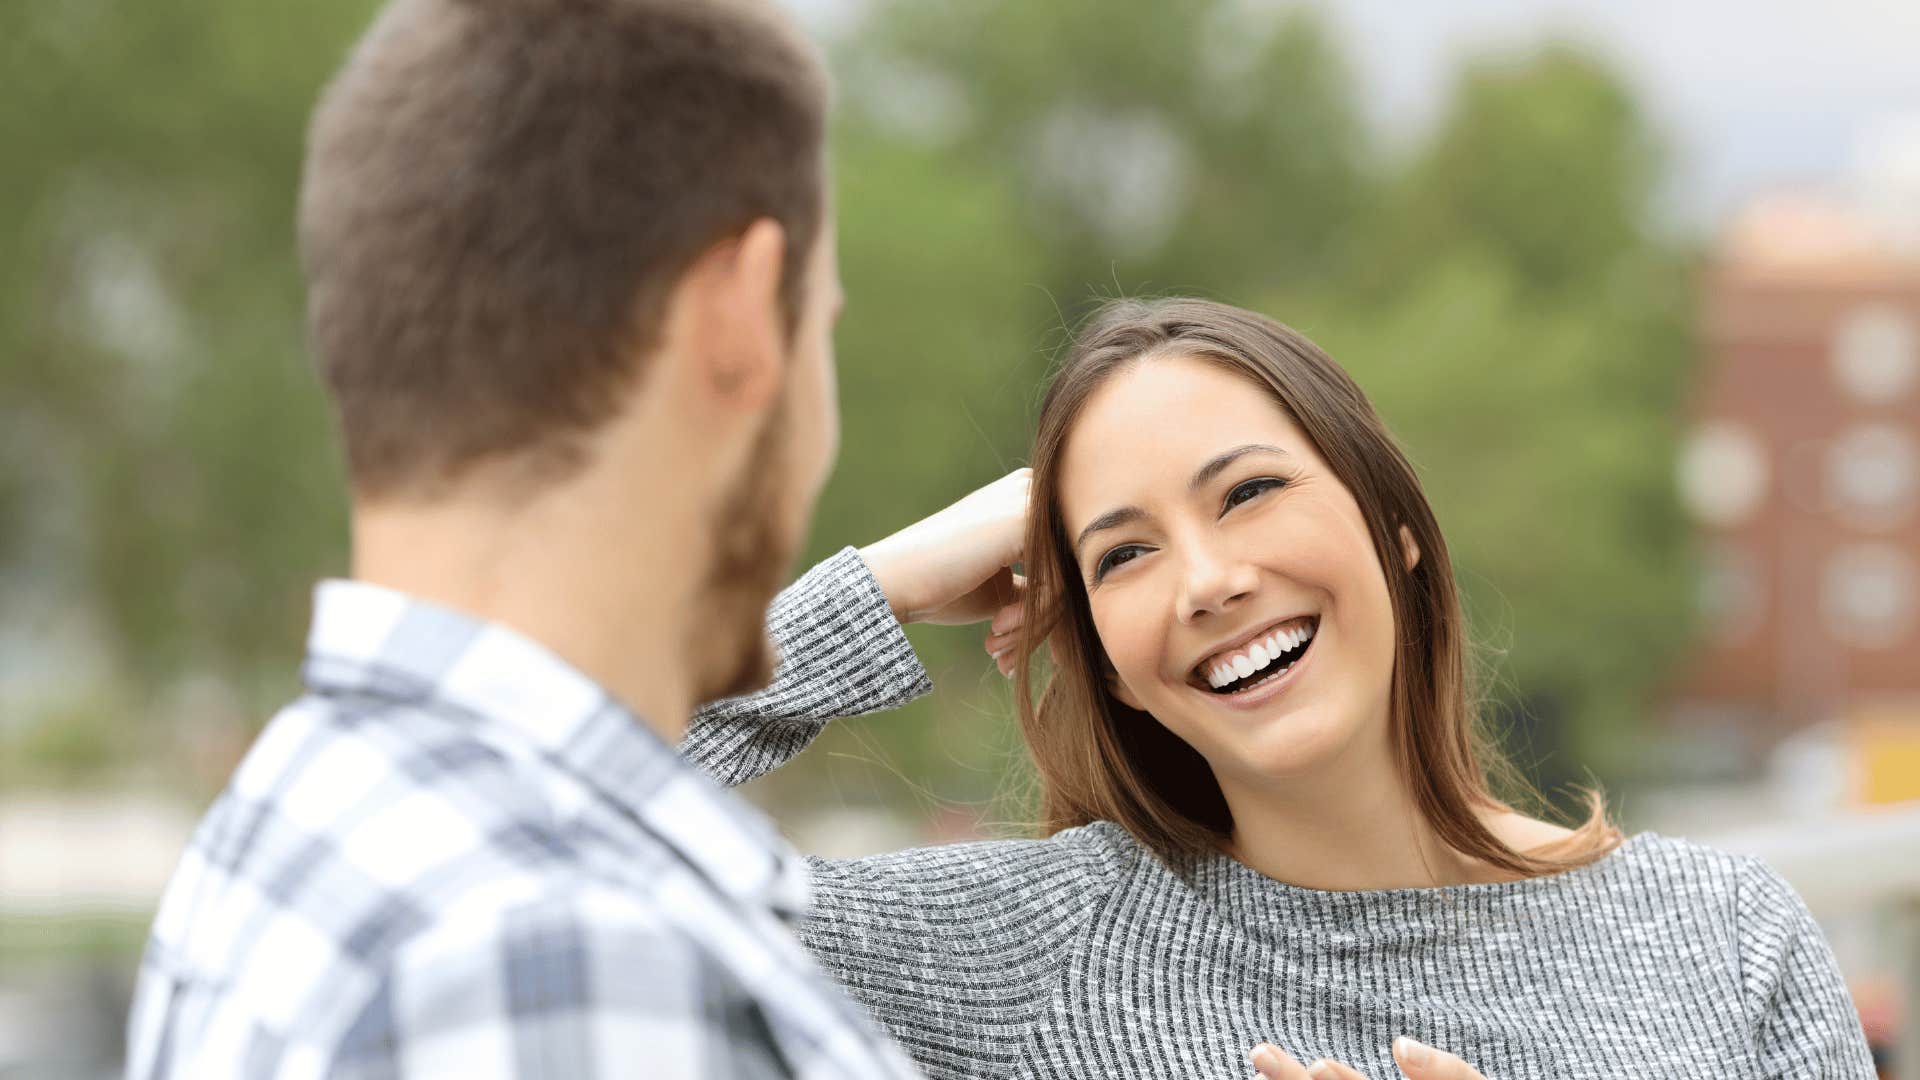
top-left (299, 0), bottom-right (828, 502)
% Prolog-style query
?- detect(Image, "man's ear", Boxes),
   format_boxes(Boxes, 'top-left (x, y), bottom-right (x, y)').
top-left (1398, 524), bottom-right (1422, 571)
top-left (679, 217), bottom-right (788, 412)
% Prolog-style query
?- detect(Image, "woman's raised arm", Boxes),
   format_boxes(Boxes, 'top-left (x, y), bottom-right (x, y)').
top-left (681, 468), bottom-right (1031, 786)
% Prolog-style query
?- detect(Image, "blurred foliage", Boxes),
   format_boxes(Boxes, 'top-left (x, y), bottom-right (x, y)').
top-left (0, 911), bottom-right (152, 965)
top-left (1278, 47), bottom-right (1697, 789)
top-left (5, 700), bottom-right (121, 784)
top-left (1, 0), bottom-right (1693, 821)
top-left (2, 0), bottom-right (367, 704)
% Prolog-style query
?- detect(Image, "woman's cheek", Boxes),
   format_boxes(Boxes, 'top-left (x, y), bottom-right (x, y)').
top-left (1093, 600), bottom-right (1157, 700)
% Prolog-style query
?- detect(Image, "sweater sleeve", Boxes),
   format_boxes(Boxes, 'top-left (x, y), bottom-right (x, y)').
top-left (794, 824), bottom-right (1140, 1080)
top-left (681, 547), bottom-right (933, 787)
top-left (1734, 857), bottom-right (1877, 1079)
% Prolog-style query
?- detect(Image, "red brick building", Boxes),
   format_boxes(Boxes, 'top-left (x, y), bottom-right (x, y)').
top-left (1675, 195), bottom-right (1920, 757)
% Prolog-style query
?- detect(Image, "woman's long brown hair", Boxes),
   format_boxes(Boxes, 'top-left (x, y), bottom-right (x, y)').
top-left (1013, 297), bottom-right (1617, 877)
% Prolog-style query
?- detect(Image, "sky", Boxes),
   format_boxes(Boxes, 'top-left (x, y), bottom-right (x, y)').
top-left (1294, 0), bottom-right (1920, 232)
top-left (791, 0), bottom-right (1920, 236)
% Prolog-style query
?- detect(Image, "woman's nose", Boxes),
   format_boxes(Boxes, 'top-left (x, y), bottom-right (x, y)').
top-left (1175, 544), bottom-right (1258, 624)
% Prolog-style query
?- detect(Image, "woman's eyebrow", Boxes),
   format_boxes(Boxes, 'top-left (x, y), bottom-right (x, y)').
top-left (1071, 445), bottom-right (1289, 556)
top-left (1073, 506), bottom-right (1145, 557)
top-left (1189, 443), bottom-right (1288, 491)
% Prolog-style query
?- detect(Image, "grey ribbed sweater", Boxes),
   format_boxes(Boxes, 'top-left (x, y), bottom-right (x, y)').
top-left (684, 549), bottom-right (1875, 1080)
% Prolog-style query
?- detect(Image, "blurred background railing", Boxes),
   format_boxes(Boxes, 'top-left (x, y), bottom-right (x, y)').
top-left (4, 0), bottom-right (1918, 1076)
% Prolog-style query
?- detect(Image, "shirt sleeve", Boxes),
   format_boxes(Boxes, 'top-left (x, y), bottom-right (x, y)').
top-left (796, 824), bottom-right (1140, 1080)
top-left (331, 890), bottom-right (797, 1079)
top-left (1735, 857), bottom-right (1877, 1080)
top-left (681, 546), bottom-right (933, 787)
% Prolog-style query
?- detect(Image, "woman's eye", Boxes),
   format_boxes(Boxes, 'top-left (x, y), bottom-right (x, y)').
top-left (1224, 477), bottom-right (1285, 512)
top-left (1094, 545), bottom-right (1144, 581)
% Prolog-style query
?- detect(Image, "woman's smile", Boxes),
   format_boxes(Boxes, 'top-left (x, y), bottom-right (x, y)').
top-left (1182, 614), bottom-right (1321, 711)
top-left (1188, 613), bottom-right (1317, 691)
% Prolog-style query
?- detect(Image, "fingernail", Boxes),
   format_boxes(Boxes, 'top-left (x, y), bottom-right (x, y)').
top-left (1394, 1036), bottom-right (1430, 1067)
top-left (1306, 1061), bottom-right (1332, 1079)
top-left (1250, 1045), bottom-right (1280, 1072)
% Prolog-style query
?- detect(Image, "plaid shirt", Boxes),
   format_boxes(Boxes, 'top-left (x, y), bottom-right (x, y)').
top-left (127, 548), bottom-right (922, 1079)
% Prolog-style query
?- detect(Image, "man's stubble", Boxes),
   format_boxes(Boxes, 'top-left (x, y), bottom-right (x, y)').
top-left (688, 396), bottom-right (803, 705)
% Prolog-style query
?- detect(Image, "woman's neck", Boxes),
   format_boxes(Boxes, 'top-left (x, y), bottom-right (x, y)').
top-left (1216, 742), bottom-right (1528, 892)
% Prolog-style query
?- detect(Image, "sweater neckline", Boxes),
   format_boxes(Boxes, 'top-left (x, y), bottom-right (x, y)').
top-left (1180, 831), bottom-right (1652, 937)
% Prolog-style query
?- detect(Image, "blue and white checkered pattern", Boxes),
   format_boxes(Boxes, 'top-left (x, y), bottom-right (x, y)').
top-left (127, 552), bottom-right (920, 1079)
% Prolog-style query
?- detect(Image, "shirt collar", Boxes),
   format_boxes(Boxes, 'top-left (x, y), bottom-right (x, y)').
top-left (300, 578), bottom-right (810, 920)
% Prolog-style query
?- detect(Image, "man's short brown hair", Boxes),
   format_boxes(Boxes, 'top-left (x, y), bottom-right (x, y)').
top-left (299, 0), bottom-right (828, 498)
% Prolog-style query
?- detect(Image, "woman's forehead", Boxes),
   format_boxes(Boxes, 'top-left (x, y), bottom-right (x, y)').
top-left (1056, 356), bottom-right (1313, 521)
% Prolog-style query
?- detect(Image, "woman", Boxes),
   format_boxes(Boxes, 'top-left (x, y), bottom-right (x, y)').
top-left (685, 297), bottom-right (1873, 1079)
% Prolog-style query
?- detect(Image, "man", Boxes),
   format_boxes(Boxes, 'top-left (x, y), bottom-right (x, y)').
top-left (125, 0), bottom-right (921, 1074)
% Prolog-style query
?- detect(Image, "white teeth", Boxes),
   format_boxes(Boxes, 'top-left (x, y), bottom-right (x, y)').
top-left (1198, 619), bottom-right (1318, 690)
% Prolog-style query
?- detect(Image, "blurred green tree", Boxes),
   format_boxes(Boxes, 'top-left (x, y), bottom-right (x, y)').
top-left (825, 12), bottom-right (1695, 814)
top-left (0, 0), bottom-right (1693, 826)
top-left (2, 3), bottom-right (377, 763)
top-left (1346, 45), bottom-right (1662, 305)
top-left (1282, 48), bottom-right (1695, 795)
top-left (848, 0), bottom-right (1373, 302)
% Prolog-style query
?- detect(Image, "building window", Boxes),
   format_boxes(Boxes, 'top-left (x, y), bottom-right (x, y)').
top-left (1826, 424), bottom-right (1919, 529)
top-left (1831, 304), bottom-right (1917, 403)
top-left (1680, 421), bottom-right (1769, 526)
top-left (1821, 544), bottom-right (1917, 648)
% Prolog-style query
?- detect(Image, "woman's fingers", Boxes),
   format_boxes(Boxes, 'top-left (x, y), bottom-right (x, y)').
top-left (990, 601), bottom-right (1022, 636)
top-left (1249, 1043), bottom-right (1311, 1080)
top-left (985, 578), bottom-right (1030, 677)
top-left (991, 576), bottom-right (1026, 631)
top-left (987, 639), bottom-right (1017, 677)
top-left (1391, 1036), bottom-right (1487, 1080)
top-left (1250, 1041), bottom-right (1481, 1080)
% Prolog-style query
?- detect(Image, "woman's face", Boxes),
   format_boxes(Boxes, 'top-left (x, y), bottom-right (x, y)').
top-left (1056, 354), bottom-right (1408, 793)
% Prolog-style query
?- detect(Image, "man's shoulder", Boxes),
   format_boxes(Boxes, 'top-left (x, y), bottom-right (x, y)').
top-left (152, 694), bottom-right (651, 987)
top-left (138, 694), bottom-right (787, 1075)
top-left (137, 868), bottom-right (787, 1077)
top-left (220, 694), bottom-right (567, 883)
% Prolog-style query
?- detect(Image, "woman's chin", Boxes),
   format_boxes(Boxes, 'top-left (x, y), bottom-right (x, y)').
top-left (1211, 707), bottom-right (1356, 787)
top-left (1149, 675), bottom-right (1367, 786)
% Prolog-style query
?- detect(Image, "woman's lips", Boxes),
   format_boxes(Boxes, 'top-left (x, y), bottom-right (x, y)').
top-left (1190, 626), bottom-right (1317, 711)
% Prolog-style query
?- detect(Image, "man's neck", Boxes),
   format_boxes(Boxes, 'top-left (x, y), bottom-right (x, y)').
top-left (349, 486), bottom-right (702, 746)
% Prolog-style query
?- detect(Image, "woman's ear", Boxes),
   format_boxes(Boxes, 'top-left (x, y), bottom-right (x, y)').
top-left (1398, 524), bottom-right (1422, 571)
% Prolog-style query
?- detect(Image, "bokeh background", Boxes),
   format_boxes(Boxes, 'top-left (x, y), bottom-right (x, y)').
top-left (4, 0), bottom-right (1919, 1075)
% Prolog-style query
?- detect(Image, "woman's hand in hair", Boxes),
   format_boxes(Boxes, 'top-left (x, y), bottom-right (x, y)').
top-left (983, 586), bottom-right (1028, 678)
top-left (858, 468), bottom-right (1030, 627)
top-left (1250, 1038), bottom-right (1489, 1080)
